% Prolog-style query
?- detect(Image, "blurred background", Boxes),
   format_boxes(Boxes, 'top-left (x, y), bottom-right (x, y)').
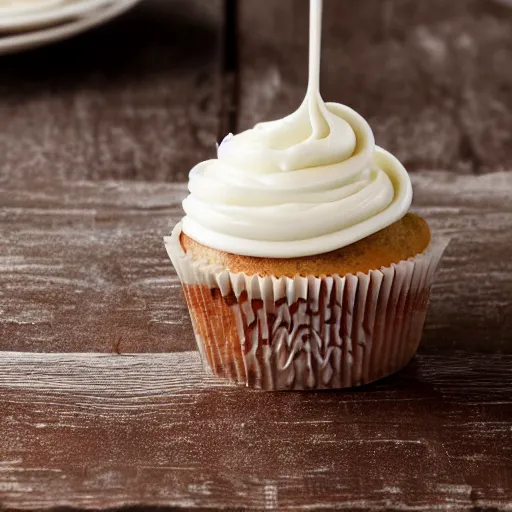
top-left (2, 0), bottom-right (512, 184)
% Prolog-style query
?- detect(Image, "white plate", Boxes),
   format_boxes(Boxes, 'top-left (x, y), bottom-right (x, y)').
top-left (0, 0), bottom-right (64, 16)
top-left (0, 0), bottom-right (116, 32)
top-left (0, 0), bottom-right (141, 55)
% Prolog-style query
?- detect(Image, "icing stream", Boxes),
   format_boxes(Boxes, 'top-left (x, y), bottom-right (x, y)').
top-left (182, 0), bottom-right (412, 258)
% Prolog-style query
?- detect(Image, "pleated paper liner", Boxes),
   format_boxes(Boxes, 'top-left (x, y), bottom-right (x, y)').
top-left (165, 223), bottom-right (449, 390)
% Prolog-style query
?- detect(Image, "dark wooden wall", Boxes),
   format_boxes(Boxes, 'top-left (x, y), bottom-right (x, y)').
top-left (2, 0), bottom-right (512, 184)
top-left (239, 0), bottom-right (512, 173)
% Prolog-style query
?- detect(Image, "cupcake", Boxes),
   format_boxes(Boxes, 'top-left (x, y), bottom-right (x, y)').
top-left (164, 103), bottom-right (447, 390)
top-left (165, 1), bottom-right (447, 390)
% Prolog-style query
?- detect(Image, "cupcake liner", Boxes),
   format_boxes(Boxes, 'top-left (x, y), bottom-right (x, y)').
top-left (165, 223), bottom-right (449, 390)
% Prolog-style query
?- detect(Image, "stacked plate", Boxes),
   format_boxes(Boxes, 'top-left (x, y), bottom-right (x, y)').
top-left (0, 0), bottom-right (141, 54)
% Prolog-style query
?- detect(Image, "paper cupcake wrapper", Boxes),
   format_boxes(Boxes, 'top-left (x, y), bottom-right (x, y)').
top-left (165, 224), bottom-right (449, 390)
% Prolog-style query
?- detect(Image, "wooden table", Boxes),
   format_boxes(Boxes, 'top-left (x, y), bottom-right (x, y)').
top-left (1, 1), bottom-right (511, 510)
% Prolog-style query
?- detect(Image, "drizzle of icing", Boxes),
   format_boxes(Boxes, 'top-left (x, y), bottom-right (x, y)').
top-left (182, 0), bottom-right (412, 258)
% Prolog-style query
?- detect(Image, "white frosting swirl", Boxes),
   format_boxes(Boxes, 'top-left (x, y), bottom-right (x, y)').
top-left (181, 0), bottom-right (412, 258)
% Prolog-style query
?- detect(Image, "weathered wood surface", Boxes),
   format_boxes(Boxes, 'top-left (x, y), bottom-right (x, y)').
top-left (2, 171), bottom-right (512, 354)
top-left (0, 180), bottom-right (190, 353)
top-left (0, 351), bottom-right (511, 511)
top-left (238, 0), bottom-right (512, 173)
top-left (1, 1), bottom-right (512, 510)
top-left (0, 0), bottom-right (222, 183)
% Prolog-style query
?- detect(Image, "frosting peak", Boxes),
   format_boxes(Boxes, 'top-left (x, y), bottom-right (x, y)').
top-left (218, 91), bottom-right (356, 174)
top-left (181, 0), bottom-right (412, 258)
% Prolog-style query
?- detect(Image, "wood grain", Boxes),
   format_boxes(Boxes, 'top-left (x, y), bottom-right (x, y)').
top-left (0, 179), bottom-right (193, 353)
top-left (2, 171), bottom-right (511, 353)
top-left (0, 0), bottom-right (222, 183)
top-left (0, 351), bottom-right (510, 511)
top-left (238, 0), bottom-right (512, 173)
top-left (2, 2), bottom-right (512, 510)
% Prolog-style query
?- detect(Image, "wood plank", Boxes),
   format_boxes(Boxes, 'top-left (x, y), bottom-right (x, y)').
top-left (0, 0), bottom-right (222, 183)
top-left (0, 351), bottom-right (511, 510)
top-left (0, 180), bottom-right (193, 353)
top-left (1, 171), bottom-right (512, 353)
top-left (238, 0), bottom-right (512, 173)
top-left (412, 171), bottom-right (512, 353)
